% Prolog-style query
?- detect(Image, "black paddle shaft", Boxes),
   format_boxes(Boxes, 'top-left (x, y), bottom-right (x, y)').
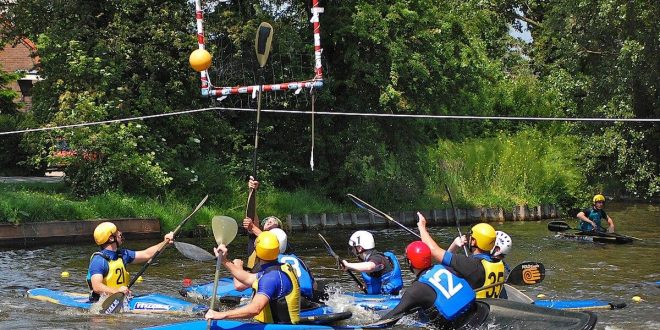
top-left (318, 233), bottom-right (367, 293)
top-left (445, 184), bottom-right (469, 256)
top-left (127, 194), bottom-right (209, 289)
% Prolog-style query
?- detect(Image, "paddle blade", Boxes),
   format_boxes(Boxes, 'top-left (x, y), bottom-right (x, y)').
top-left (212, 216), bottom-right (238, 245)
top-left (174, 241), bottom-right (215, 262)
top-left (101, 292), bottom-right (124, 314)
top-left (507, 261), bottom-right (545, 285)
top-left (347, 193), bottom-right (385, 219)
top-left (318, 233), bottom-right (340, 260)
top-left (246, 189), bottom-right (256, 220)
top-left (548, 221), bottom-right (572, 232)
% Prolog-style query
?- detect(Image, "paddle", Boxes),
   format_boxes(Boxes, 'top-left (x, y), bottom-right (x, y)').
top-left (548, 221), bottom-right (641, 240)
top-left (347, 194), bottom-right (421, 239)
top-left (101, 195), bottom-right (209, 314)
top-left (445, 184), bottom-right (469, 257)
top-left (474, 261), bottom-right (545, 293)
top-left (318, 233), bottom-right (367, 293)
top-left (207, 215), bottom-right (239, 330)
top-left (174, 241), bottom-right (216, 262)
top-left (245, 22), bottom-right (274, 224)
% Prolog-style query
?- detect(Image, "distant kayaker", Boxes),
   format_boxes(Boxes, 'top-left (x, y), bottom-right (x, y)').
top-left (576, 194), bottom-right (615, 233)
top-left (378, 241), bottom-right (477, 327)
top-left (340, 230), bottom-right (403, 295)
top-left (417, 213), bottom-right (505, 298)
top-left (205, 231), bottom-right (301, 324)
top-left (86, 222), bottom-right (174, 302)
top-left (242, 176), bottom-right (287, 270)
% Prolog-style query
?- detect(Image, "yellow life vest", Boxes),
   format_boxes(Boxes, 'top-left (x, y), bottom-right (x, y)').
top-left (90, 252), bottom-right (130, 289)
top-left (252, 263), bottom-right (300, 324)
top-left (476, 259), bottom-right (505, 298)
top-left (247, 251), bottom-right (258, 270)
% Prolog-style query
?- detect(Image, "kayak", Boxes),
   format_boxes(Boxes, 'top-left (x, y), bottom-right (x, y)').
top-left (181, 277), bottom-right (252, 300)
top-left (535, 299), bottom-right (626, 311)
top-left (183, 280), bottom-right (618, 312)
top-left (140, 298), bottom-right (597, 329)
top-left (27, 287), bottom-right (207, 314)
top-left (554, 232), bottom-right (633, 244)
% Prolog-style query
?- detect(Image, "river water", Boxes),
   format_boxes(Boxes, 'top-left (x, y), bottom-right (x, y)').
top-left (0, 202), bottom-right (658, 329)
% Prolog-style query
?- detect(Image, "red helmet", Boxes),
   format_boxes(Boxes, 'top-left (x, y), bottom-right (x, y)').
top-left (405, 241), bottom-right (432, 269)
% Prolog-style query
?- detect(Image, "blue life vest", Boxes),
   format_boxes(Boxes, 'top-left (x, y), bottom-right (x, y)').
top-left (360, 251), bottom-right (403, 295)
top-left (579, 208), bottom-right (603, 231)
top-left (419, 264), bottom-right (475, 320)
top-left (278, 254), bottom-right (314, 299)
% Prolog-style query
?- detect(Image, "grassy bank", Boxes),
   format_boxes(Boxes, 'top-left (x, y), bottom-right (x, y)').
top-left (1, 129), bottom-right (590, 232)
top-left (0, 181), bottom-right (349, 232)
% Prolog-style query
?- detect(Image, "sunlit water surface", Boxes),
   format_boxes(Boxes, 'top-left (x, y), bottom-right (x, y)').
top-left (0, 202), bottom-right (657, 329)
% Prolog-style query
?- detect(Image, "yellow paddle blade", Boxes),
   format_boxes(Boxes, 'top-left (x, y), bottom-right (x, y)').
top-left (211, 215), bottom-right (238, 245)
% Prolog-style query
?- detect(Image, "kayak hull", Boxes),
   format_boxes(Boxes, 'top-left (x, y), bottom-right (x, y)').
top-left (554, 232), bottom-right (633, 244)
top-left (27, 287), bottom-right (207, 314)
top-left (141, 299), bottom-right (597, 330)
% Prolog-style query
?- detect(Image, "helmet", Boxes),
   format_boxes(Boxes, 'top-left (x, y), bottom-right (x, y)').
top-left (255, 231), bottom-right (280, 261)
top-left (593, 194), bottom-right (605, 203)
top-left (269, 228), bottom-right (288, 254)
top-left (491, 231), bottom-right (512, 257)
top-left (261, 216), bottom-right (283, 229)
top-left (348, 231), bottom-right (375, 250)
top-left (470, 223), bottom-right (496, 251)
top-left (93, 222), bottom-right (117, 245)
top-left (405, 241), bottom-right (432, 269)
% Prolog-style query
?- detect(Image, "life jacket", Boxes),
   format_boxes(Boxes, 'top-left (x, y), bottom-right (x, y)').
top-left (360, 251), bottom-right (403, 295)
top-left (252, 263), bottom-right (301, 324)
top-left (579, 207), bottom-right (604, 231)
top-left (471, 253), bottom-right (505, 298)
top-left (86, 251), bottom-right (130, 301)
top-left (278, 254), bottom-right (315, 299)
top-left (418, 264), bottom-right (475, 320)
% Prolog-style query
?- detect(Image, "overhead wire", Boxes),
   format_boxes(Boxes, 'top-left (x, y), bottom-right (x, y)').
top-left (0, 106), bottom-right (657, 136)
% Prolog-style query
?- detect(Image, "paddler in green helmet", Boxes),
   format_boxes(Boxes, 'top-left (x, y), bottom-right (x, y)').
top-left (86, 222), bottom-right (174, 302)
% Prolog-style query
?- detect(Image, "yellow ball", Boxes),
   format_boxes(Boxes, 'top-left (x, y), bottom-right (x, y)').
top-left (536, 294), bottom-right (546, 298)
top-left (632, 296), bottom-right (642, 302)
top-left (136, 276), bottom-right (144, 283)
top-left (189, 49), bottom-right (212, 72)
top-left (61, 271), bottom-right (70, 278)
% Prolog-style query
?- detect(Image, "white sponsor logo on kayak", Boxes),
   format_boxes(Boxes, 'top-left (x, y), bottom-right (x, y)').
top-left (134, 302), bottom-right (170, 310)
top-left (521, 264), bottom-right (538, 269)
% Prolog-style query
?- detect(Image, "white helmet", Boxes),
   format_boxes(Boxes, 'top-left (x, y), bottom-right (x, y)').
top-left (269, 228), bottom-right (288, 254)
top-left (348, 230), bottom-right (375, 250)
top-left (491, 231), bottom-right (512, 257)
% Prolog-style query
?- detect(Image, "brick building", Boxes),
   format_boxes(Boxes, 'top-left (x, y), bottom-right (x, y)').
top-left (0, 37), bottom-right (40, 111)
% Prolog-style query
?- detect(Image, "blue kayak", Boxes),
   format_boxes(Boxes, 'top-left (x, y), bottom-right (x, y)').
top-left (28, 287), bottom-right (207, 314)
top-left (141, 299), bottom-right (597, 330)
top-left (535, 299), bottom-right (626, 310)
top-left (182, 280), bottom-right (621, 312)
top-left (143, 320), bottom-right (368, 329)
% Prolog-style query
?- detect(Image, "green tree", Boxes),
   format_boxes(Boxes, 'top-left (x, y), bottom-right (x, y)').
top-left (510, 0), bottom-right (659, 197)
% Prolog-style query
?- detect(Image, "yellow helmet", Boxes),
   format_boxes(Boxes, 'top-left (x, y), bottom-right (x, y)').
top-left (93, 222), bottom-right (117, 245)
top-left (255, 231), bottom-right (280, 261)
top-left (470, 223), bottom-right (496, 251)
top-left (593, 194), bottom-right (605, 203)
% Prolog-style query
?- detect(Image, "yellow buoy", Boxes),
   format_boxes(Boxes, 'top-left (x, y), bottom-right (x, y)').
top-left (189, 49), bottom-right (212, 72)
top-left (61, 271), bottom-right (70, 278)
top-left (536, 294), bottom-right (546, 298)
top-left (136, 276), bottom-right (144, 283)
top-left (632, 296), bottom-right (642, 302)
